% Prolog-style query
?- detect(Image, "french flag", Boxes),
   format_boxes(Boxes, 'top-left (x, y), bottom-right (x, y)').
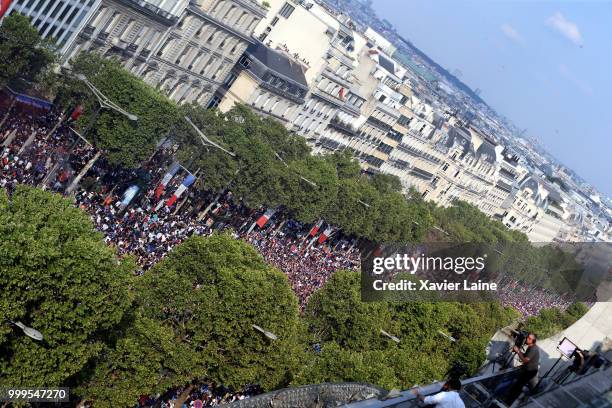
top-left (155, 162), bottom-right (180, 199)
top-left (166, 174), bottom-right (196, 207)
top-left (309, 220), bottom-right (323, 237)
top-left (317, 226), bottom-right (334, 244)
top-left (256, 208), bottom-right (276, 228)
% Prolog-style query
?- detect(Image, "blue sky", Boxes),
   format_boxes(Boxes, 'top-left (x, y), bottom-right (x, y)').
top-left (373, 0), bottom-right (612, 197)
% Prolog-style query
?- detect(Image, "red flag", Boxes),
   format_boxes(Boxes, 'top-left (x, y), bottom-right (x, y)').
top-left (338, 88), bottom-right (345, 99)
top-left (155, 184), bottom-right (165, 199)
top-left (318, 227), bottom-right (333, 244)
top-left (256, 208), bottom-right (275, 228)
top-left (0, 1), bottom-right (14, 18)
top-left (70, 105), bottom-right (84, 121)
top-left (165, 194), bottom-right (178, 207)
top-left (309, 220), bottom-right (323, 237)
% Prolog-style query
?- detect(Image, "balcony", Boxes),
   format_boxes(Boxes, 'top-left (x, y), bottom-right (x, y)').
top-left (93, 32), bottom-right (109, 46)
top-left (124, 43), bottom-right (139, 57)
top-left (79, 25), bottom-right (95, 40)
top-left (328, 117), bottom-right (357, 136)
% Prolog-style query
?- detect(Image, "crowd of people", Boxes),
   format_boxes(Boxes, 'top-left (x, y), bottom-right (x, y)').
top-left (0, 96), bottom-right (361, 307)
top-left (497, 279), bottom-right (573, 317)
top-left (1, 97), bottom-right (577, 316)
top-left (134, 383), bottom-right (261, 408)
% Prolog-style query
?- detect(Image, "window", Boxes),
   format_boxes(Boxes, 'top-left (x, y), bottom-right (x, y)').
top-left (157, 38), bottom-right (172, 56)
top-left (195, 24), bottom-right (205, 37)
top-left (188, 52), bottom-right (202, 70)
top-left (237, 12), bottom-right (249, 26)
top-left (271, 16), bottom-right (279, 26)
top-left (223, 6), bottom-right (236, 21)
top-left (442, 163), bottom-right (449, 171)
top-left (207, 95), bottom-right (222, 109)
top-left (211, 65), bottom-right (224, 81)
top-left (207, 31), bottom-right (216, 44)
top-left (200, 57), bottom-right (216, 75)
top-left (238, 55), bottom-right (250, 68)
top-left (279, 2), bottom-right (295, 18)
top-left (176, 47), bottom-right (190, 65)
top-left (224, 72), bottom-right (237, 88)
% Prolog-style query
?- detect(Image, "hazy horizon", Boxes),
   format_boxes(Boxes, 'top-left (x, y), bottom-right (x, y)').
top-left (373, 0), bottom-right (612, 198)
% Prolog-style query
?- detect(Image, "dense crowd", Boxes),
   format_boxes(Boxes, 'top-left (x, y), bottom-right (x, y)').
top-left (134, 383), bottom-right (261, 408)
top-left (0, 97), bottom-right (360, 308)
top-left (0, 98), bottom-right (575, 316)
top-left (497, 279), bottom-right (573, 317)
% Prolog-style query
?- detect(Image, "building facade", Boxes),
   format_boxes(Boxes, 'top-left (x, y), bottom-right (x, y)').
top-left (216, 42), bottom-right (308, 119)
top-left (61, 0), bottom-right (266, 104)
top-left (1, 0), bottom-right (99, 54)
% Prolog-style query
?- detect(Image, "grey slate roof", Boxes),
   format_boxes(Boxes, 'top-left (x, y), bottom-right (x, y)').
top-left (246, 43), bottom-right (308, 89)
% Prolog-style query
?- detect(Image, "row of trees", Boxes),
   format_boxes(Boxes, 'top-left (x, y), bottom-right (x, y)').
top-left (0, 186), bottom-right (520, 406)
top-left (524, 302), bottom-right (589, 339)
top-left (53, 53), bottom-right (584, 289)
top-left (47, 52), bottom-right (432, 243)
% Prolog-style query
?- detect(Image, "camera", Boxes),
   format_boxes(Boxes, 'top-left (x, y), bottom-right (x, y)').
top-left (511, 330), bottom-right (529, 348)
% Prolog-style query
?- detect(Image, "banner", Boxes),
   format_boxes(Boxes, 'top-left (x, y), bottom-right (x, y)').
top-left (120, 185), bottom-right (140, 208)
top-left (309, 220), bottom-right (323, 237)
top-left (318, 227), bottom-right (333, 244)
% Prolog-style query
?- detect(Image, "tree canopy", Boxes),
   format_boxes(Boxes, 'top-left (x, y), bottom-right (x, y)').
top-left (0, 13), bottom-right (57, 88)
top-left (56, 52), bottom-right (180, 168)
top-left (77, 234), bottom-right (303, 407)
top-left (299, 270), bottom-right (519, 389)
top-left (0, 186), bottom-right (134, 387)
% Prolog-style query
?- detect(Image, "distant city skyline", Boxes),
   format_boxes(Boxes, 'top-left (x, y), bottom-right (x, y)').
top-left (373, 0), bottom-right (612, 198)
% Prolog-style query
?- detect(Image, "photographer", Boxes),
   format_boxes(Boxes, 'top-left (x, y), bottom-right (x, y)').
top-left (503, 332), bottom-right (539, 406)
top-left (412, 379), bottom-right (465, 408)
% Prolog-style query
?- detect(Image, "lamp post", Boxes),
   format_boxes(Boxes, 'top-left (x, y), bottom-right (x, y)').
top-left (64, 74), bottom-right (138, 194)
top-left (7, 320), bottom-right (44, 341)
top-left (252, 324), bottom-right (278, 340)
top-left (273, 151), bottom-right (318, 187)
top-left (184, 116), bottom-right (235, 157)
top-left (380, 329), bottom-right (400, 344)
top-left (358, 199), bottom-right (370, 208)
top-left (437, 330), bottom-right (457, 343)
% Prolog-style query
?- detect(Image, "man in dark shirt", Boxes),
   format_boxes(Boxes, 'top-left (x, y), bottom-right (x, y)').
top-left (504, 332), bottom-right (540, 406)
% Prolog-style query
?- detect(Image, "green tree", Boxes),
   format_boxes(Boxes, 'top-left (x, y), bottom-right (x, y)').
top-left (56, 52), bottom-right (180, 168)
top-left (323, 178), bottom-right (379, 239)
top-left (305, 270), bottom-right (394, 351)
top-left (0, 13), bottom-right (57, 87)
top-left (78, 234), bottom-right (303, 407)
top-left (370, 173), bottom-right (402, 194)
top-left (302, 271), bottom-right (519, 389)
top-left (0, 186), bottom-right (133, 387)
